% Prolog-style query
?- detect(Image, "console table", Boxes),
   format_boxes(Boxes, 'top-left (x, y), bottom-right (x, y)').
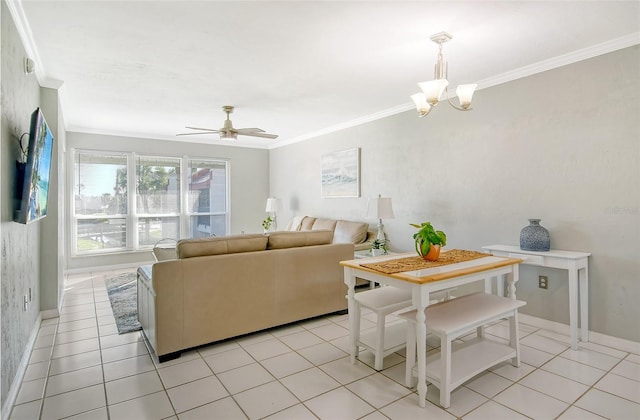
top-left (482, 244), bottom-right (591, 350)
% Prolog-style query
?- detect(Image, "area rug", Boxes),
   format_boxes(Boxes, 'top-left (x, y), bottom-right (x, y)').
top-left (106, 272), bottom-right (142, 334)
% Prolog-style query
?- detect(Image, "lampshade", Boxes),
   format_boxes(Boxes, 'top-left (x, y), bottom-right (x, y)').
top-left (265, 198), bottom-right (280, 212)
top-left (418, 79), bottom-right (449, 106)
top-left (456, 84), bottom-right (477, 109)
top-left (367, 197), bottom-right (395, 220)
top-left (410, 93), bottom-right (431, 117)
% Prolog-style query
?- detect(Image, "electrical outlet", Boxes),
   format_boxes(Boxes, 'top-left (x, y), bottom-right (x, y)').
top-left (539, 275), bottom-right (548, 289)
top-left (23, 295), bottom-right (28, 311)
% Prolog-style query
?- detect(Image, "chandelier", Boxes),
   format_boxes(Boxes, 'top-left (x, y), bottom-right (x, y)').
top-left (410, 32), bottom-right (477, 117)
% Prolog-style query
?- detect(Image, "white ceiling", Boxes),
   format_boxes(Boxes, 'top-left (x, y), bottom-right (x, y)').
top-left (10, 1), bottom-right (640, 149)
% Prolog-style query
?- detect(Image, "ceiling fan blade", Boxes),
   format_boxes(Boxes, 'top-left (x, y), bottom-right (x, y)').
top-left (176, 132), bottom-right (221, 136)
top-left (184, 126), bottom-right (220, 132)
top-left (238, 132), bottom-right (279, 139)
top-left (181, 107), bottom-right (276, 140)
top-left (235, 128), bottom-right (266, 133)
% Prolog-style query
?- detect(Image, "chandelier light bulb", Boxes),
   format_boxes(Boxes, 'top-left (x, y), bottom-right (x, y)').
top-left (418, 79), bottom-right (449, 106)
top-left (456, 84), bottom-right (477, 109)
top-left (410, 93), bottom-right (431, 117)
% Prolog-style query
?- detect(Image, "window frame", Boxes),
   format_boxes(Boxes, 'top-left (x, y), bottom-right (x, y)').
top-left (70, 149), bottom-right (230, 257)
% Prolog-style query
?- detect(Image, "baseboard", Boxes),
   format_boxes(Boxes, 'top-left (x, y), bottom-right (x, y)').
top-left (1, 313), bottom-right (43, 420)
top-left (41, 308), bottom-right (59, 320)
top-left (519, 313), bottom-right (640, 354)
top-left (65, 261), bottom-right (152, 275)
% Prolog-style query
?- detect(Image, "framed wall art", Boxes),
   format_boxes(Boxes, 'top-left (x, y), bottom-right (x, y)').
top-left (321, 147), bottom-right (360, 198)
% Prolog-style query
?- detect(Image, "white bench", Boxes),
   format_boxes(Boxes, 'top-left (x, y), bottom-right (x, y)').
top-left (352, 286), bottom-right (456, 371)
top-left (353, 286), bottom-right (412, 370)
top-left (398, 292), bottom-right (526, 408)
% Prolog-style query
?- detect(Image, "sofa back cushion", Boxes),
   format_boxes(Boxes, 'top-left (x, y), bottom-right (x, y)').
top-left (312, 218), bottom-right (338, 231)
top-left (333, 220), bottom-right (369, 244)
top-left (177, 234), bottom-right (268, 259)
top-left (267, 230), bottom-right (333, 249)
top-left (299, 216), bottom-right (316, 231)
top-left (285, 216), bottom-right (305, 231)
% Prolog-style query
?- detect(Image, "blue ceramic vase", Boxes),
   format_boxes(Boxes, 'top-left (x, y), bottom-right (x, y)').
top-left (519, 219), bottom-right (550, 251)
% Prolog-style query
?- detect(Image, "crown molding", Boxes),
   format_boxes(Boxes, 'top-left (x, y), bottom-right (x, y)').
top-left (270, 103), bottom-right (412, 149)
top-left (6, 0), bottom-right (638, 150)
top-left (272, 32), bottom-right (640, 149)
top-left (6, 0), bottom-right (46, 84)
top-left (40, 78), bottom-right (64, 90)
top-left (67, 126), bottom-right (272, 150)
top-left (476, 32), bottom-right (640, 91)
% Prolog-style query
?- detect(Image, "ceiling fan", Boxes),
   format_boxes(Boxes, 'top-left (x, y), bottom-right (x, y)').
top-left (177, 105), bottom-right (278, 140)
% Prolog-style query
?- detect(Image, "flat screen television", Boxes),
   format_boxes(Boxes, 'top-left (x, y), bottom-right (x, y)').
top-left (15, 107), bottom-right (54, 224)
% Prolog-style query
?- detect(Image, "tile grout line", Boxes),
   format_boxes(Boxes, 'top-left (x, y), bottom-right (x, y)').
top-left (15, 269), bottom-right (640, 420)
top-left (94, 271), bottom-right (113, 420)
top-left (491, 332), bottom-right (635, 420)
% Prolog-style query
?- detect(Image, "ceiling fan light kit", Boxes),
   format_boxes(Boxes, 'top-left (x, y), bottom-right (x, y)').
top-left (411, 31), bottom-right (478, 118)
top-left (177, 105), bottom-right (278, 140)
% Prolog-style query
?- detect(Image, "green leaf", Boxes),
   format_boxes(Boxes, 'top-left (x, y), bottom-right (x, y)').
top-left (410, 221), bottom-right (446, 254)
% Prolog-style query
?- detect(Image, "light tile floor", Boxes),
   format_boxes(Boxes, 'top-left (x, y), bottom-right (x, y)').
top-left (9, 268), bottom-right (640, 420)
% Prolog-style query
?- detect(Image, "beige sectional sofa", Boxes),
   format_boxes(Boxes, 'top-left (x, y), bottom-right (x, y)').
top-left (137, 230), bottom-right (353, 362)
top-left (285, 216), bottom-right (376, 251)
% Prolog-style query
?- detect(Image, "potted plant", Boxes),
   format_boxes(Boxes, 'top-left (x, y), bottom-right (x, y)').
top-left (262, 216), bottom-right (273, 233)
top-left (410, 222), bottom-right (446, 261)
top-left (370, 239), bottom-right (388, 256)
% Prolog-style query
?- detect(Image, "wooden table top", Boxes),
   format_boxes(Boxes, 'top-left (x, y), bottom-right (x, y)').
top-left (340, 251), bottom-right (523, 285)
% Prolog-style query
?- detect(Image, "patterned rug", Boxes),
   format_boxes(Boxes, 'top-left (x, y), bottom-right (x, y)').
top-left (105, 272), bottom-right (142, 334)
top-left (360, 249), bottom-right (492, 274)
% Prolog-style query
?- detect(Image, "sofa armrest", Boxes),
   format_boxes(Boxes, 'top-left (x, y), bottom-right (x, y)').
top-left (151, 260), bottom-right (185, 357)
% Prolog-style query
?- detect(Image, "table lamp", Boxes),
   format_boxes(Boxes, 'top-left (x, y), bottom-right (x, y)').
top-left (367, 194), bottom-right (394, 242)
top-left (265, 197), bottom-right (281, 231)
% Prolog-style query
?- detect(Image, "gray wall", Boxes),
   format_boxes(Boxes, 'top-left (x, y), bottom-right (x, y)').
top-left (65, 132), bottom-right (270, 271)
top-left (270, 46), bottom-right (640, 342)
top-left (1, 0), bottom-right (42, 406)
top-left (39, 87), bottom-right (64, 314)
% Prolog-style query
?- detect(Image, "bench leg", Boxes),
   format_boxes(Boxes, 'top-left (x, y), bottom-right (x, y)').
top-left (405, 321), bottom-right (416, 388)
top-left (350, 298), bottom-right (361, 364)
top-left (440, 334), bottom-right (452, 409)
top-left (510, 310), bottom-right (521, 367)
top-left (374, 312), bottom-right (385, 370)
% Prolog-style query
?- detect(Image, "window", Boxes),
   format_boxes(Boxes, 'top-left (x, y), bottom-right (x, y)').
top-left (188, 159), bottom-right (228, 238)
top-left (74, 153), bottom-right (128, 252)
top-left (72, 151), bottom-right (228, 255)
top-left (136, 156), bottom-right (181, 247)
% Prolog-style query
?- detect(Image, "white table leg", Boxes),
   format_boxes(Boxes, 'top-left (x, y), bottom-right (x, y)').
top-left (413, 286), bottom-right (429, 408)
top-left (374, 311), bottom-right (385, 370)
top-left (510, 311), bottom-right (521, 367)
top-left (568, 262), bottom-right (579, 350)
top-left (440, 333), bottom-right (452, 408)
top-left (580, 265), bottom-right (589, 343)
top-left (507, 266), bottom-right (518, 299)
top-left (496, 274), bottom-right (505, 297)
top-left (405, 323), bottom-right (416, 388)
top-left (344, 267), bottom-right (360, 364)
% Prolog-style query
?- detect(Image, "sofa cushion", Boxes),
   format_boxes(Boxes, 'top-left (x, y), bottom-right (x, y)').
top-left (177, 234), bottom-right (268, 259)
top-left (267, 230), bottom-right (333, 249)
top-left (312, 218), bottom-right (337, 231)
top-left (285, 216), bottom-right (305, 231)
top-left (299, 216), bottom-right (316, 231)
top-left (333, 220), bottom-right (369, 244)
